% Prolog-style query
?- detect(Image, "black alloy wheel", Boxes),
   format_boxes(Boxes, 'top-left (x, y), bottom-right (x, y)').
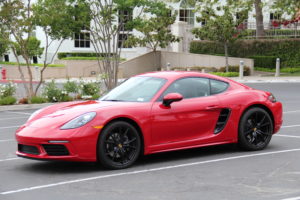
top-left (98, 121), bottom-right (141, 169)
top-left (238, 107), bottom-right (273, 150)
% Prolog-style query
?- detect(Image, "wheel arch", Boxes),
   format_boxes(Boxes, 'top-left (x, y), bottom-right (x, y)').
top-left (97, 117), bottom-right (145, 157)
top-left (240, 104), bottom-right (275, 132)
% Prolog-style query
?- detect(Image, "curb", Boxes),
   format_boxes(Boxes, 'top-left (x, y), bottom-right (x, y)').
top-left (0, 103), bottom-right (55, 112)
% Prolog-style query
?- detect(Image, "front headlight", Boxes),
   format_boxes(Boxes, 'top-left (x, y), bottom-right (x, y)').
top-left (268, 93), bottom-right (277, 103)
top-left (60, 112), bottom-right (96, 130)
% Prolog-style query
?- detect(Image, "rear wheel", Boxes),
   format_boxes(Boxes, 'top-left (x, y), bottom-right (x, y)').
top-left (98, 121), bottom-right (141, 169)
top-left (238, 107), bottom-right (273, 150)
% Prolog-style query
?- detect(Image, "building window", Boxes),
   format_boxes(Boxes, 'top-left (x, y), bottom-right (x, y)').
top-left (74, 32), bottom-right (90, 48)
top-left (179, 0), bottom-right (195, 25)
top-left (118, 33), bottom-right (132, 48)
top-left (179, 9), bottom-right (194, 25)
top-left (32, 56), bottom-right (38, 64)
top-left (270, 12), bottom-right (281, 20)
top-left (4, 55), bottom-right (9, 62)
top-left (119, 9), bottom-right (133, 32)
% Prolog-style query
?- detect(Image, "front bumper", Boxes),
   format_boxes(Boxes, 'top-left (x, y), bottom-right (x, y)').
top-left (16, 125), bottom-right (100, 162)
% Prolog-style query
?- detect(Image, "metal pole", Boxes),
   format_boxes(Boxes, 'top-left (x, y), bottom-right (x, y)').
top-left (0, 65), bottom-right (2, 80)
top-left (35, 66), bottom-right (40, 81)
top-left (239, 60), bottom-right (244, 79)
top-left (166, 62), bottom-right (171, 71)
top-left (275, 58), bottom-right (280, 77)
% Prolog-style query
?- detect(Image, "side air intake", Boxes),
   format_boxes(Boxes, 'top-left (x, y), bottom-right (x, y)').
top-left (214, 108), bottom-right (231, 134)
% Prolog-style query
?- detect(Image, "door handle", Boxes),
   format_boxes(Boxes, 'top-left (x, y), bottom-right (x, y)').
top-left (205, 105), bottom-right (220, 110)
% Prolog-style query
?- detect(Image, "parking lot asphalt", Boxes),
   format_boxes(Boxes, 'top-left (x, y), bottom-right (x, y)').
top-left (0, 82), bottom-right (300, 200)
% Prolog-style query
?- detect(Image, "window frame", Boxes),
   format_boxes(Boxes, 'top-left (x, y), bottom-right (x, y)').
top-left (156, 77), bottom-right (230, 102)
top-left (74, 31), bottom-right (91, 48)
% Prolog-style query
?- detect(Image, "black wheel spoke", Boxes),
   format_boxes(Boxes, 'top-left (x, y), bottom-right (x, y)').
top-left (259, 115), bottom-right (266, 125)
top-left (260, 122), bottom-right (270, 128)
top-left (244, 128), bottom-right (253, 136)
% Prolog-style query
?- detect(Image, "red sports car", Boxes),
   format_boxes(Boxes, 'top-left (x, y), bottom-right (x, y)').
top-left (16, 71), bottom-right (282, 169)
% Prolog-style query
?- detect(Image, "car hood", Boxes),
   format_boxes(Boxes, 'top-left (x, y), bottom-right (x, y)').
top-left (26, 100), bottom-right (115, 129)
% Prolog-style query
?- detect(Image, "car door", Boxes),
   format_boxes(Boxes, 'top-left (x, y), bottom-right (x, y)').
top-left (151, 77), bottom-right (222, 146)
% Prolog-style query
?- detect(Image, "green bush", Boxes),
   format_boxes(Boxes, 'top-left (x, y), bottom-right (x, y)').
top-left (80, 82), bottom-right (100, 96)
top-left (210, 72), bottom-right (239, 77)
top-left (57, 52), bottom-right (115, 59)
top-left (0, 96), bottom-right (17, 105)
top-left (218, 65), bottom-right (250, 76)
top-left (63, 80), bottom-right (78, 94)
top-left (61, 95), bottom-right (73, 102)
top-left (190, 39), bottom-right (300, 68)
top-left (249, 56), bottom-right (277, 69)
top-left (0, 82), bottom-right (17, 98)
top-left (43, 80), bottom-right (63, 102)
top-left (30, 96), bottom-right (47, 104)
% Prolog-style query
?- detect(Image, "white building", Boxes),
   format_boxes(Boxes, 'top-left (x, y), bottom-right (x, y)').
top-left (2, 0), bottom-right (282, 64)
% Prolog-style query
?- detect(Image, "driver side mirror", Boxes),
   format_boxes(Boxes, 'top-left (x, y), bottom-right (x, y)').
top-left (162, 93), bottom-right (183, 107)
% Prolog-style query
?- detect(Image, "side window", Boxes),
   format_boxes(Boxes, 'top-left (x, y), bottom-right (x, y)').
top-left (162, 77), bottom-right (210, 99)
top-left (210, 79), bottom-right (229, 95)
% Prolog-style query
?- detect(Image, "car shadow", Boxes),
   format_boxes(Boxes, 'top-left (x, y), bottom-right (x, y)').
top-left (17, 143), bottom-right (279, 174)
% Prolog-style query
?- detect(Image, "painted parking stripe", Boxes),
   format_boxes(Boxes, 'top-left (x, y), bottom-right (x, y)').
top-left (2, 148), bottom-right (300, 195)
top-left (276, 135), bottom-right (300, 139)
top-left (5, 111), bottom-right (32, 115)
top-left (284, 110), bottom-right (300, 114)
top-left (282, 196), bottom-right (300, 200)
top-left (282, 125), bottom-right (300, 128)
top-left (0, 139), bottom-right (14, 143)
top-left (0, 117), bottom-right (28, 121)
top-left (0, 125), bottom-right (20, 130)
top-left (0, 158), bottom-right (20, 162)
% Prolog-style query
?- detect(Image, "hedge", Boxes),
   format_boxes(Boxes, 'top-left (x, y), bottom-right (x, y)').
top-left (190, 39), bottom-right (300, 68)
top-left (249, 56), bottom-right (277, 69)
top-left (57, 52), bottom-right (115, 59)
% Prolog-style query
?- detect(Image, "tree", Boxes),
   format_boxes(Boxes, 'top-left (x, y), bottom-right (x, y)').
top-left (87, 0), bottom-right (151, 90)
top-left (127, 1), bottom-right (180, 52)
top-left (273, 0), bottom-right (300, 19)
top-left (32, 0), bottom-right (89, 95)
top-left (192, 0), bottom-right (249, 72)
top-left (0, 0), bottom-right (39, 97)
top-left (253, 0), bottom-right (265, 38)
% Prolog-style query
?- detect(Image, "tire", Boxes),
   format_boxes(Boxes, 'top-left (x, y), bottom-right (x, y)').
top-left (238, 107), bottom-right (273, 151)
top-left (97, 121), bottom-right (141, 169)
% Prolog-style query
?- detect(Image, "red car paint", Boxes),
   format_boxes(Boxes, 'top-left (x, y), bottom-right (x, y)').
top-left (16, 72), bottom-right (283, 162)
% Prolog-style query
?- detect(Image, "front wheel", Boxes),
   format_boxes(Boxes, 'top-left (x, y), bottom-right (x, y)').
top-left (97, 121), bottom-right (141, 169)
top-left (238, 107), bottom-right (273, 151)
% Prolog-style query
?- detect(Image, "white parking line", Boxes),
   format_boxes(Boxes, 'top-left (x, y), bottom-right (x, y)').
top-left (282, 196), bottom-right (300, 200)
top-left (0, 117), bottom-right (28, 121)
top-left (276, 135), bottom-right (300, 139)
top-left (5, 111), bottom-right (32, 115)
top-left (1, 148), bottom-right (300, 195)
top-left (0, 157), bottom-right (20, 162)
top-left (284, 110), bottom-right (300, 114)
top-left (282, 125), bottom-right (300, 128)
top-left (0, 139), bottom-right (14, 143)
top-left (0, 125), bottom-right (20, 130)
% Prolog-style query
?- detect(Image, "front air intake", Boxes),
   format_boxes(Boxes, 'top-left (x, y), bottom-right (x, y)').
top-left (214, 108), bottom-right (231, 134)
top-left (42, 144), bottom-right (70, 156)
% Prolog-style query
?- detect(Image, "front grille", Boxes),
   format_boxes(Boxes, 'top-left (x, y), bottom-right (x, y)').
top-left (42, 144), bottom-right (70, 156)
top-left (18, 144), bottom-right (40, 155)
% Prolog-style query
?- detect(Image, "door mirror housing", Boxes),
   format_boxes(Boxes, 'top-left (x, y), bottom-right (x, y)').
top-left (162, 93), bottom-right (183, 107)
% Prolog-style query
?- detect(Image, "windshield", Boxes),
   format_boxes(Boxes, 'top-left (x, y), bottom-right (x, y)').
top-left (100, 76), bottom-right (167, 102)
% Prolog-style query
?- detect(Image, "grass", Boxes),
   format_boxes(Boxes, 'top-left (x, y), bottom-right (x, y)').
top-left (60, 57), bottom-right (126, 61)
top-left (210, 72), bottom-right (239, 77)
top-left (0, 61), bottom-right (64, 67)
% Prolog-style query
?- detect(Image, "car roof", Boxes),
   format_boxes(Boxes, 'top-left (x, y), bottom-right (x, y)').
top-left (137, 71), bottom-right (229, 82)
top-left (136, 71), bottom-right (251, 90)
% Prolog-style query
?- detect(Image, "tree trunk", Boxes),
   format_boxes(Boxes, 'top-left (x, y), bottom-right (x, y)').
top-left (224, 42), bottom-right (229, 73)
top-left (254, 0), bottom-right (265, 38)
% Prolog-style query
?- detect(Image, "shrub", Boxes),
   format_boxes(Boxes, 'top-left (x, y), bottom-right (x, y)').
top-left (0, 82), bottom-right (17, 98)
top-left (218, 65), bottom-right (250, 76)
top-left (190, 39), bottom-right (300, 68)
top-left (210, 72), bottom-right (239, 77)
top-left (249, 56), bottom-right (277, 69)
top-left (63, 80), bottom-right (78, 94)
top-left (0, 96), bottom-right (17, 105)
top-left (57, 52), bottom-right (115, 59)
top-left (61, 95), bottom-right (73, 102)
top-left (30, 96), bottom-right (47, 104)
top-left (43, 80), bottom-right (63, 102)
top-left (19, 98), bottom-right (28, 104)
top-left (80, 81), bottom-right (100, 96)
